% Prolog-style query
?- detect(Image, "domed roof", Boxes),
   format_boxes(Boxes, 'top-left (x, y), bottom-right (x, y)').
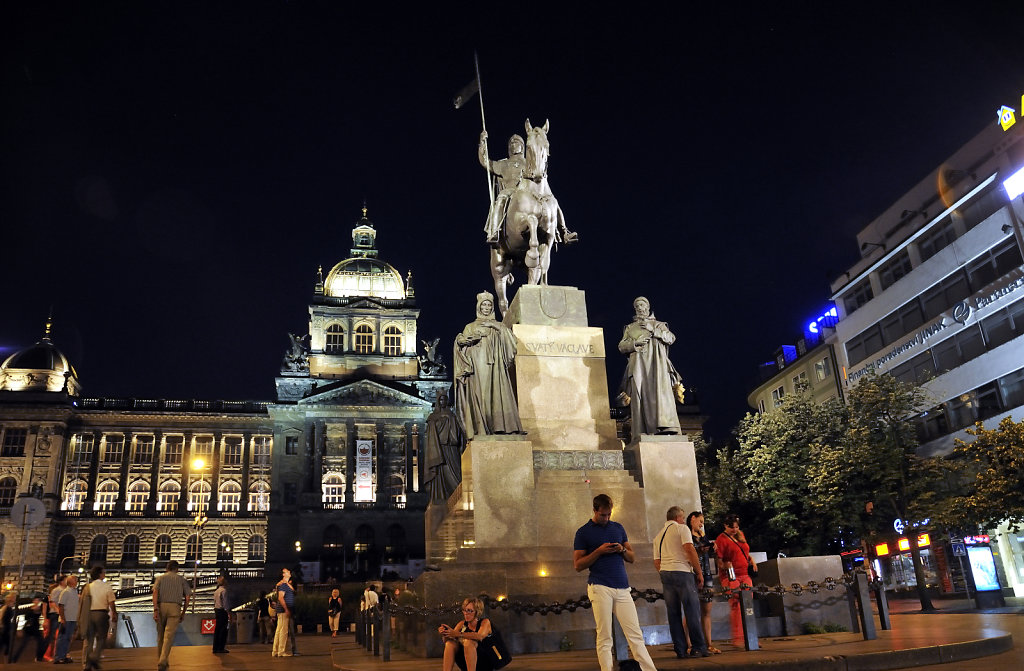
top-left (2, 339), bottom-right (77, 376)
top-left (1, 318), bottom-right (80, 394)
top-left (324, 257), bottom-right (406, 299)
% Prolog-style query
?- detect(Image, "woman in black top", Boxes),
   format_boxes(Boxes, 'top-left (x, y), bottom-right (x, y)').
top-left (327, 589), bottom-right (343, 638)
top-left (438, 596), bottom-right (491, 671)
top-left (687, 511), bottom-right (721, 654)
top-left (12, 593), bottom-right (47, 662)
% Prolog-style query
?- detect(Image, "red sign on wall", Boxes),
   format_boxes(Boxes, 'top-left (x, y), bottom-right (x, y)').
top-left (201, 618), bottom-right (216, 635)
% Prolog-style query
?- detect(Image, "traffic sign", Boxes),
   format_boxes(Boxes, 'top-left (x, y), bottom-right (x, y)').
top-left (201, 618), bottom-right (216, 634)
top-left (951, 542), bottom-right (967, 557)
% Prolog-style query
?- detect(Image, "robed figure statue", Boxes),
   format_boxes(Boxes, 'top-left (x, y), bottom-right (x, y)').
top-left (454, 291), bottom-right (523, 439)
top-left (424, 392), bottom-right (466, 502)
top-left (617, 296), bottom-right (683, 436)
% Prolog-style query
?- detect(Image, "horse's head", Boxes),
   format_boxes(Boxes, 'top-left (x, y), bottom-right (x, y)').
top-left (523, 118), bottom-right (550, 178)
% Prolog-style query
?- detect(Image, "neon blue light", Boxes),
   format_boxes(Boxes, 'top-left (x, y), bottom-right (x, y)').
top-left (806, 306), bottom-right (838, 335)
top-left (1005, 165), bottom-right (1024, 200)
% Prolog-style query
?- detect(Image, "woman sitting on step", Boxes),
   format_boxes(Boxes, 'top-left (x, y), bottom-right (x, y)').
top-left (439, 597), bottom-right (492, 671)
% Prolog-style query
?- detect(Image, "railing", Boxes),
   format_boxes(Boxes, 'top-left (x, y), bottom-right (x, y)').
top-left (79, 398), bottom-right (270, 413)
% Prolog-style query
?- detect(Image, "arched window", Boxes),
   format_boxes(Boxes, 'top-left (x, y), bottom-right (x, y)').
top-left (188, 480), bottom-right (211, 513)
top-left (386, 474), bottom-right (405, 506)
top-left (90, 535), bottom-right (108, 564)
top-left (322, 474), bottom-right (345, 508)
top-left (122, 535), bottom-right (140, 565)
top-left (217, 534), bottom-right (234, 562)
top-left (249, 481), bottom-right (270, 512)
top-left (385, 523), bottom-right (407, 561)
top-left (218, 481), bottom-right (241, 512)
top-left (95, 481), bottom-right (118, 511)
top-left (354, 524), bottom-right (374, 554)
top-left (63, 479), bottom-right (87, 511)
top-left (186, 534), bottom-right (203, 562)
top-left (158, 481), bottom-right (180, 512)
top-left (248, 535), bottom-right (265, 562)
top-left (154, 534), bottom-right (172, 561)
top-left (325, 324), bottom-right (345, 353)
top-left (383, 325), bottom-right (403, 355)
top-left (127, 480), bottom-right (150, 511)
top-left (354, 324), bottom-right (374, 354)
top-left (323, 524), bottom-right (343, 553)
top-left (0, 477), bottom-right (17, 507)
top-left (56, 535), bottom-right (75, 566)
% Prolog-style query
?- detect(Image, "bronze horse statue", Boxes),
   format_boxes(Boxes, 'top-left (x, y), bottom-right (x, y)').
top-left (489, 119), bottom-right (569, 314)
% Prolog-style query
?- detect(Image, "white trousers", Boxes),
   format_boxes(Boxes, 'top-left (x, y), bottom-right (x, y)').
top-left (587, 583), bottom-right (658, 671)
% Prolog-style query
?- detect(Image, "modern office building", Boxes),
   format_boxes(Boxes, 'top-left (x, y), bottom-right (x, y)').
top-left (829, 114), bottom-right (1024, 596)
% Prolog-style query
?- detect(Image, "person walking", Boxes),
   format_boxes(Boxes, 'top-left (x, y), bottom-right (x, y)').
top-left (152, 560), bottom-right (192, 671)
top-left (81, 566), bottom-right (116, 671)
top-left (716, 513), bottom-right (758, 647)
top-left (42, 577), bottom-right (65, 661)
top-left (271, 568), bottom-right (294, 657)
top-left (256, 591), bottom-right (272, 644)
top-left (573, 493), bottom-right (658, 671)
top-left (212, 574), bottom-right (230, 653)
top-left (11, 592), bottom-right (47, 662)
top-left (54, 575), bottom-right (79, 664)
top-left (327, 589), bottom-right (343, 638)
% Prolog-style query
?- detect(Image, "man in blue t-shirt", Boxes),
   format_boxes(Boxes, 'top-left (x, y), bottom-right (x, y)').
top-left (573, 494), bottom-right (658, 671)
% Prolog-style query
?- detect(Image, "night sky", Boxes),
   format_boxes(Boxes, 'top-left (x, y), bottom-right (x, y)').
top-left (3, 3), bottom-right (1023, 439)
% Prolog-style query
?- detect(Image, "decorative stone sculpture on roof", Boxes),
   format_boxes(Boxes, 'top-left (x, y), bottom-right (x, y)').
top-left (283, 333), bottom-right (310, 372)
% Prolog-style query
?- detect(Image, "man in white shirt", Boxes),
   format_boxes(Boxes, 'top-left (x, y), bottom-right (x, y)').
top-left (363, 585), bottom-right (379, 610)
top-left (54, 575), bottom-right (79, 664)
top-left (653, 506), bottom-right (709, 658)
top-left (82, 566), bottom-right (116, 670)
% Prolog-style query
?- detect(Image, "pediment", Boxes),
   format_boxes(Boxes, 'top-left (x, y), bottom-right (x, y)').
top-left (298, 379), bottom-right (429, 408)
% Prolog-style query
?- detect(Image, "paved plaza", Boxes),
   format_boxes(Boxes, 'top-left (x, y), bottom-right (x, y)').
top-left (1, 597), bottom-right (1019, 671)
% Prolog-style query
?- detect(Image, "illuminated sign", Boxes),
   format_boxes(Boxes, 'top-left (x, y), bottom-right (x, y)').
top-left (967, 546), bottom-right (1000, 591)
top-left (898, 538), bottom-right (910, 551)
top-left (875, 543), bottom-right (889, 557)
top-left (964, 535), bottom-right (991, 545)
top-left (354, 439), bottom-right (374, 502)
top-left (1005, 165), bottom-right (1024, 200)
top-left (806, 306), bottom-right (839, 336)
top-left (998, 105), bottom-right (1017, 131)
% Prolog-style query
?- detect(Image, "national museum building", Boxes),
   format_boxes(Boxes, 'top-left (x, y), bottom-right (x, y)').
top-left (827, 114), bottom-right (1024, 596)
top-left (0, 209), bottom-right (449, 593)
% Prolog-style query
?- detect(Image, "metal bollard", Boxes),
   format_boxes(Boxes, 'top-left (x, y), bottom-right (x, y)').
top-left (846, 580), bottom-right (862, 634)
top-left (373, 606), bottom-right (381, 657)
top-left (853, 572), bottom-right (877, 640)
top-left (738, 588), bottom-right (759, 651)
top-left (873, 580), bottom-right (891, 630)
top-left (381, 602), bottom-right (391, 662)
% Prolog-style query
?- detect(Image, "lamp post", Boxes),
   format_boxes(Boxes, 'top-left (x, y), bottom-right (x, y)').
top-left (151, 555), bottom-right (158, 583)
top-left (191, 458), bottom-right (208, 613)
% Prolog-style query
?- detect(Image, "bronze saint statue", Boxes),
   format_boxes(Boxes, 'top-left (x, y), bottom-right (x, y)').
top-left (617, 296), bottom-right (684, 437)
top-left (423, 392), bottom-right (466, 501)
top-left (453, 291), bottom-right (523, 439)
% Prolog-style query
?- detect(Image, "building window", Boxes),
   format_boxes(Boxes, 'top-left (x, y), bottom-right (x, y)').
top-left (193, 436), bottom-right (214, 463)
top-left (0, 428), bottom-right (27, 457)
top-left (285, 436), bottom-right (298, 456)
top-left (127, 481), bottom-right (150, 511)
top-left (248, 535), bottom-right (266, 562)
top-left (164, 436), bottom-right (183, 465)
top-left (846, 325), bottom-right (884, 367)
top-left (219, 481), bottom-right (241, 512)
top-left (890, 351), bottom-right (934, 386)
top-left (771, 386), bottom-right (785, 408)
top-left (103, 435), bottom-right (125, 464)
top-left (386, 474), bottom-right (405, 506)
top-left (223, 437), bottom-right (242, 466)
top-left (186, 535), bottom-right (202, 562)
top-left (253, 436), bottom-right (271, 464)
top-left (325, 324), bottom-right (345, 353)
top-left (791, 371), bottom-right (807, 390)
top-left (354, 324), bottom-right (374, 353)
top-left (154, 534), bottom-right (172, 561)
top-left (814, 356), bottom-right (831, 381)
top-left (322, 474), bottom-right (345, 508)
top-left (933, 326), bottom-right (985, 373)
top-left (122, 535), bottom-right (140, 565)
top-left (217, 535), bottom-right (234, 562)
top-left (283, 482), bottom-right (297, 506)
top-left (880, 301), bottom-right (925, 346)
top-left (757, 399), bottom-right (765, 413)
top-left (56, 535), bottom-right (76, 566)
top-left (71, 434), bottom-right (94, 464)
top-left (157, 481), bottom-right (180, 512)
top-left (354, 524), bottom-right (373, 553)
top-left (843, 279), bottom-right (874, 316)
top-left (383, 325), bottom-right (403, 355)
top-left (63, 479), bottom-right (87, 511)
top-left (249, 481), bottom-right (270, 512)
top-left (90, 535), bottom-right (108, 564)
top-left (967, 238), bottom-right (1023, 291)
top-left (95, 481), bottom-right (118, 511)
top-left (189, 481), bottom-right (211, 513)
top-left (879, 250), bottom-right (913, 290)
top-left (917, 218), bottom-right (958, 262)
top-left (134, 436), bottom-right (154, 464)
top-left (0, 477), bottom-right (17, 507)
top-left (998, 367), bottom-right (1024, 409)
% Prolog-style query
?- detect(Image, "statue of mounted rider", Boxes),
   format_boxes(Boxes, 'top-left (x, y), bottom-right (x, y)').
top-left (478, 120), bottom-right (578, 313)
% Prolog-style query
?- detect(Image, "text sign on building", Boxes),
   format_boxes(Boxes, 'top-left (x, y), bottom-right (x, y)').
top-left (354, 439), bottom-right (374, 502)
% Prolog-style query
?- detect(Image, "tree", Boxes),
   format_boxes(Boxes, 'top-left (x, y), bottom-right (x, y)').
top-left (937, 417), bottom-right (1024, 533)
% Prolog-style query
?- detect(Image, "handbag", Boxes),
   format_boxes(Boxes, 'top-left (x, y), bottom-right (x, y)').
top-left (723, 533), bottom-right (758, 579)
top-left (478, 625), bottom-right (512, 670)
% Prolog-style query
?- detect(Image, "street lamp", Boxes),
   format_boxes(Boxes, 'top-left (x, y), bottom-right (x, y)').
top-left (191, 458), bottom-right (208, 613)
top-left (151, 555), bottom-right (158, 582)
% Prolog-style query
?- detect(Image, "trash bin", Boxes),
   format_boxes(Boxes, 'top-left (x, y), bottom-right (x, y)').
top-left (234, 610), bottom-right (255, 644)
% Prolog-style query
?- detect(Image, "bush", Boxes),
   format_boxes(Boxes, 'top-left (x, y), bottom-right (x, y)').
top-left (803, 622), bottom-right (848, 634)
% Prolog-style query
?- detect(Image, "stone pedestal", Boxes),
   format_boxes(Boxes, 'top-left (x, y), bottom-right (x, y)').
top-left (758, 556), bottom-right (854, 635)
top-left (627, 435), bottom-right (703, 536)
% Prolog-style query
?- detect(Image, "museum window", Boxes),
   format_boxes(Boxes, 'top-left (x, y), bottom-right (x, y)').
top-left (323, 525), bottom-right (343, 551)
top-left (0, 428), bottom-right (27, 457)
top-left (63, 479), bottom-right (87, 511)
top-left (223, 437), bottom-right (242, 466)
top-left (248, 534), bottom-right (266, 562)
top-left (323, 474), bottom-right (345, 508)
top-left (253, 436), bottom-right (271, 464)
top-left (56, 535), bottom-right (75, 565)
top-left (219, 481), bottom-right (241, 512)
top-left (193, 436), bottom-right (214, 463)
top-left (842, 279), bottom-right (874, 316)
top-left (0, 477), bottom-right (17, 507)
top-left (383, 325), bottom-right (403, 355)
top-left (814, 356), bottom-right (831, 382)
top-left (186, 535), bottom-right (202, 562)
top-left (102, 435), bottom-right (125, 464)
top-left (217, 534), bottom-right (234, 562)
top-left (386, 473), bottom-right (405, 506)
top-left (154, 534), bottom-right (172, 561)
top-left (70, 433), bottom-right (94, 464)
top-left (354, 524), bottom-right (374, 553)
top-left (95, 481), bottom-right (118, 511)
top-left (354, 323), bottom-right (374, 353)
top-left (771, 386), bottom-right (784, 408)
top-left (386, 524), bottom-right (407, 560)
top-left (879, 250), bottom-right (913, 290)
top-left (158, 481), bottom-right (180, 512)
top-left (127, 480), bottom-right (149, 511)
top-left (90, 535), bottom-right (108, 564)
top-left (917, 218), bottom-right (958, 262)
top-left (285, 435), bottom-right (298, 455)
top-left (122, 535), bottom-right (140, 566)
top-left (134, 436), bottom-right (154, 464)
top-left (189, 481), bottom-right (211, 513)
top-left (283, 482), bottom-right (297, 506)
top-left (249, 481), bottom-right (270, 512)
top-left (163, 436), bottom-right (183, 465)
top-left (325, 324), bottom-right (345, 353)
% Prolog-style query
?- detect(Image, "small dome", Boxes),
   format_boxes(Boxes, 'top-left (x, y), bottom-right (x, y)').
top-left (324, 257), bottom-right (406, 299)
top-left (1, 319), bottom-right (80, 394)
